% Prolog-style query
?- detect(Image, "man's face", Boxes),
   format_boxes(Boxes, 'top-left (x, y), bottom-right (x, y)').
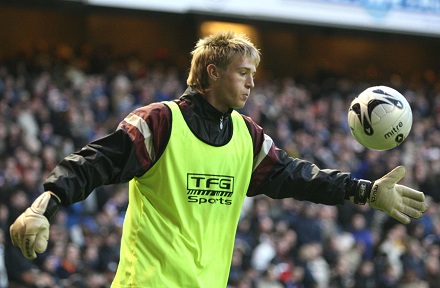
top-left (209, 55), bottom-right (256, 112)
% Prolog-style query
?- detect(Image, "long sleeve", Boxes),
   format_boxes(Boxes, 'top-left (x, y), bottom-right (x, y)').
top-left (43, 129), bottom-right (143, 205)
top-left (43, 102), bottom-right (172, 206)
top-left (243, 114), bottom-right (350, 205)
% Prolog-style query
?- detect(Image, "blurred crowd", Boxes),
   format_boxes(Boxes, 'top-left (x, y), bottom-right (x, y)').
top-left (0, 42), bottom-right (440, 288)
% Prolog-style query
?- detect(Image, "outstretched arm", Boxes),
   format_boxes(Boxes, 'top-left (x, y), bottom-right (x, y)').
top-left (245, 124), bottom-right (427, 224)
top-left (9, 102), bottom-right (172, 259)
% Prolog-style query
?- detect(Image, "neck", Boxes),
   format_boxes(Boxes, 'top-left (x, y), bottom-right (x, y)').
top-left (202, 91), bottom-right (229, 113)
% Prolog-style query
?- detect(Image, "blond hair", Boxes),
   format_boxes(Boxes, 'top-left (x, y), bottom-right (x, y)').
top-left (187, 31), bottom-right (261, 93)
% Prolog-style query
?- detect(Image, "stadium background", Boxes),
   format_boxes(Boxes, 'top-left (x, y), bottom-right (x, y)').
top-left (0, 0), bottom-right (440, 287)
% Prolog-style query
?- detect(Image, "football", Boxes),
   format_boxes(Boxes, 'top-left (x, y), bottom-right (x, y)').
top-left (347, 85), bottom-right (412, 150)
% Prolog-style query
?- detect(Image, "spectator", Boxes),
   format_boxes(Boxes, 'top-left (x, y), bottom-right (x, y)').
top-left (400, 238), bottom-right (425, 280)
top-left (396, 266), bottom-right (429, 288)
top-left (349, 213), bottom-right (375, 260)
top-left (353, 260), bottom-right (376, 288)
top-left (297, 243), bottom-right (330, 288)
top-left (5, 245), bottom-right (60, 288)
top-left (0, 229), bottom-right (8, 288)
top-left (378, 224), bottom-right (408, 279)
top-left (56, 242), bottom-right (81, 280)
top-left (256, 264), bottom-right (284, 288)
top-left (292, 202), bottom-right (323, 247)
top-left (1, 38), bottom-right (438, 287)
top-left (424, 248), bottom-right (440, 288)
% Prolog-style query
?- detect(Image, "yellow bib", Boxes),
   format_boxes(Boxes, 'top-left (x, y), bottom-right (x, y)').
top-left (112, 101), bottom-right (253, 287)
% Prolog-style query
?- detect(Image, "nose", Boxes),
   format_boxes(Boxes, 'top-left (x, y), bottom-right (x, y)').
top-left (246, 75), bottom-right (254, 88)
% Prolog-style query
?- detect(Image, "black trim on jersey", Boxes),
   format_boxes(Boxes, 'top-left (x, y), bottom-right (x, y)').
top-left (179, 88), bottom-right (233, 147)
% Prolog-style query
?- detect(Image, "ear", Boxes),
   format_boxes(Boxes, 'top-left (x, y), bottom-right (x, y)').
top-left (206, 64), bottom-right (220, 81)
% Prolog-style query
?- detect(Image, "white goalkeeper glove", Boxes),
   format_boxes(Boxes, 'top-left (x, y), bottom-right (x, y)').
top-left (368, 166), bottom-right (427, 224)
top-left (350, 166), bottom-right (428, 224)
top-left (10, 191), bottom-right (61, 259)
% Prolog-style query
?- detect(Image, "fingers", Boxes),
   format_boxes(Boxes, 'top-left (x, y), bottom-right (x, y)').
top-left (392, 196), bottom-right (428, 223)
top-left (17, 228), bottom-right (48, 259)
top-left (10, 213), bottom-right (25, 248)
top-left (399, 202), bottom-right (424, 219)
top-left (9, 209), bottom-right (49, 259)
top-left (402, 196), bottom-right (428, 213)
top-left (390, 209), bottom-right (411, 225)
top-left (22, 234), bottom-right (37, 259)
top-left (398, 184), bottom-right (426, 202)
top-left (10, 223), bottom-right (20, 247)
top-left (385, 185), bottom-right (428, 223)
top-left (398, 184), bottom-right (428, 215)
top-left (35, 227), bottom-right (49, 253)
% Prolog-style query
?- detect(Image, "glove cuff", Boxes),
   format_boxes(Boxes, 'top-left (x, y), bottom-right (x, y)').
top-left (346, 179), bottom-right (373, 205)
top-left (43, 192), bottom-right (62, 221)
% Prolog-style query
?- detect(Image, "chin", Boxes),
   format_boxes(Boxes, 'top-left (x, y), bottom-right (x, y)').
top-left (232, 105), bottom-right (245, 110)
top-left (234, 101), bottom-right (247, 109)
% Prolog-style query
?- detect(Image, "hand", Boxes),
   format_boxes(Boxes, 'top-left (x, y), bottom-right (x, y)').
top-left (10, 192), bottom-right (53, 259)
top-left (368, 166), bottom-right (428, 224)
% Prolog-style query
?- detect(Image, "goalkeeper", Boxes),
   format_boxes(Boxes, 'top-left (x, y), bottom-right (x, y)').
top-left (10, 31), bottom-right (427, 287)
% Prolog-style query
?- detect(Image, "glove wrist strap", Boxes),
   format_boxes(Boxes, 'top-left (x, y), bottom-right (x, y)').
top-left (347, 179), bottom-right (373, 205)
top-left (354, 179), bottom-right (373, 205)
top-left (43, 193), bottom-right (62, 220)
